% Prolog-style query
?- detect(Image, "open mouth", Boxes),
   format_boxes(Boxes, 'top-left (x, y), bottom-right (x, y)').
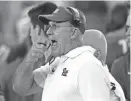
top-left (51, 40), bottom-right (57, 46)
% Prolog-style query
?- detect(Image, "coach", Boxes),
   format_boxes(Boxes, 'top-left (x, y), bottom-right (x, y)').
top-left (13, 6), bottom-right (111, 101)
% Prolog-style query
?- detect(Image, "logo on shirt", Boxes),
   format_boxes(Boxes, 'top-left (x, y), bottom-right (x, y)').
top-left (94, 49), bottom-right (101, 58)
top-left (111, 82), bottom-right (116, 90)
top-left (62, 68), bottom-right (68, 76)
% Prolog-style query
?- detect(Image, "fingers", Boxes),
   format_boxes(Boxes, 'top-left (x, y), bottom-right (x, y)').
top-left (31, 51), bottom-right (43, 58)
top-left (30, 48), bottom-right (44, 61)
top-left (30, 42), bottom-right (47, 60)
top-left (33, 43), bottom-right (44, 49)
top-left (30, 24), bottom-right (51, 54)
top-left (33, 43), bottom-right (47, 51)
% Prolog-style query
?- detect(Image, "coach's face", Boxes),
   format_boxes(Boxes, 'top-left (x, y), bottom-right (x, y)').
top-left (46, 21), bottom-right (74, 57)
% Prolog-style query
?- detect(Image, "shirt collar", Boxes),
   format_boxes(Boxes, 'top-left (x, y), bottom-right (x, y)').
top-left (64, 46), bottom-right (96, 59)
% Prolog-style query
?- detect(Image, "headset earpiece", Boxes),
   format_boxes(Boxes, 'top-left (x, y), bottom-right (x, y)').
top-left (67, 7), bottom-right (81, 27)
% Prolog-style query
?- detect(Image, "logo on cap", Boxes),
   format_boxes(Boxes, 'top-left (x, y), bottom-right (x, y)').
top-left (53, 8), bottom-right (59, 14)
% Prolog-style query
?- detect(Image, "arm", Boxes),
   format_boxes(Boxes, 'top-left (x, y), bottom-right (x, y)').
top-left (13, 46), bottom-right (59, 96)
top-left (13, 24), bottom-right (51, 96)
top-left (77, 60), bottom-right (110, 101)
top-left (13, 47), bottom-right (46, 96)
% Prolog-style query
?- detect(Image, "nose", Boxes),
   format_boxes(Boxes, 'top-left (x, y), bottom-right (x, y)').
top-left (46, 27), bottom-right (54, 37)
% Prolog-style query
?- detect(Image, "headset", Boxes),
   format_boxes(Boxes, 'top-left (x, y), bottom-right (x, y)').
top-left (66, 7), bottom-right (81, 27)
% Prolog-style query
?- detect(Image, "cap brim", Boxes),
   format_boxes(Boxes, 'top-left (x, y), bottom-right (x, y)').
top-left (38, 14), bottom-right (65, 24)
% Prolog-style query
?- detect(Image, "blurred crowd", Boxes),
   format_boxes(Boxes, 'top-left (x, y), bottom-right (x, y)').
top-left (0, 1), bottom-right (130, 101)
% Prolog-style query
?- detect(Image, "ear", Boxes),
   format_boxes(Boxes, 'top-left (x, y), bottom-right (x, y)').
top-left (71, 28), bottom-right (78, 39)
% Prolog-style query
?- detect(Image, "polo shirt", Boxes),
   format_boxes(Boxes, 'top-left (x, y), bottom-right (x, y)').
top-left (34, 46), bottom-right (110, 101)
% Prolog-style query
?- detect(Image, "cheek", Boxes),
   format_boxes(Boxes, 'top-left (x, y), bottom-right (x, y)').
top-left (56, 34), bottom-right (65, 51)
top-left (55, 29), bottom-right (71, 50)
top-left (60, 34), bottom-right (70, 49)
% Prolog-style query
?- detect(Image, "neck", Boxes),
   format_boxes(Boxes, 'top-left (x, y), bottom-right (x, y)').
top-left (64, 40), bottom-right (83, 56)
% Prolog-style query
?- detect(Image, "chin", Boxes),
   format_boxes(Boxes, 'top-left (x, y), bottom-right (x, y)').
top-left (51, 51), bottom-right (60, 58)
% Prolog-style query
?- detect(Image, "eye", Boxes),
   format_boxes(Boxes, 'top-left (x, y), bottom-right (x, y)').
top-left (52, 24), bottom-right (56, 30)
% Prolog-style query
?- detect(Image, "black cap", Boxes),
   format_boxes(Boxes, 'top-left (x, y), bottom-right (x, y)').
top-left (28, 2), bottom-right (58, 25)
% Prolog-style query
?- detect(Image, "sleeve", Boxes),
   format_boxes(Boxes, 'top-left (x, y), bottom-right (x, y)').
top-left (77, 60), bottom-right (110, 101)
top-left (33, 63), bottom-right (50, 88)
top-left (33, 57), bottom-right (60, 88)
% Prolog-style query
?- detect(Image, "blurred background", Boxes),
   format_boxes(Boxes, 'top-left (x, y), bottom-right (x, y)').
top-left (0, 1), bottom-right (130, 101)
top-left (0, 1), bottom-right (129, 45)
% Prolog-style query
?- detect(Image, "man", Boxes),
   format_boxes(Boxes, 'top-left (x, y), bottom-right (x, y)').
top-left (28, 2), bottom-right (58, 63)
top-left (0, 2), bottom-right (57, 101)
top-left (111, 13), bottom-right (130, 101)
top-left (0, 7), bottom-right (33, 101)
top-left (13, 6), bottom-right (113, 101)
top-left (106, 4), bottom-right (129, 70)
top-left (13, 1), bottom-right (57, 95)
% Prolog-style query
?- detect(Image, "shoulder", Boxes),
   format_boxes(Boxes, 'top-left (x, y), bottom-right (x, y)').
top-left (78, 51), bottom-right (104, 75)
top-left (77, 53), bottom-right (107, 88)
